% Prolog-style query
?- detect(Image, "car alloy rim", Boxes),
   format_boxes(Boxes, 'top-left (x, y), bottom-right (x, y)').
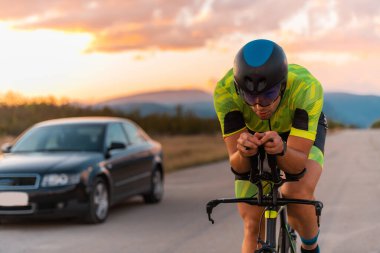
top-left (153, 170), bottom-right (163, 198)
top-left (94, 182), bottom-right (109, 220)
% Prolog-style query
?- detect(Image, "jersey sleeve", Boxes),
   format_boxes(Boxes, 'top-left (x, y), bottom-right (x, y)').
top-left (214, 69), bottom-right (246, 138)
top-left (289, 73), bottom-right (324, 141)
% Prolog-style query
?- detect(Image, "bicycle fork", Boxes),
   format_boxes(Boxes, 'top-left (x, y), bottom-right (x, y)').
top-left (256, 207), bottom-right (278, 252)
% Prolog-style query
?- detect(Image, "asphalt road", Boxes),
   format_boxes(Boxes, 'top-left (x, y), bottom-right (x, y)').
top-left (1, 129), bottom-right (380, 253)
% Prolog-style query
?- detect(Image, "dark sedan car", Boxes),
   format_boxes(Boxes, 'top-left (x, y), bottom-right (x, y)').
top-left (0, 117), bottom-right (164, 223)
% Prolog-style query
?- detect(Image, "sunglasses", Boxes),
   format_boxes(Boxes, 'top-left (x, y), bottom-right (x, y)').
top-left (235, 80), bottom-right (282, 107)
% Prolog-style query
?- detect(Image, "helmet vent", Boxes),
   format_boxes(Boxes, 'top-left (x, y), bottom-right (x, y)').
top-left (245, 78), bottom-right (255, 91)
top-left (257, 79), bottom-right (267, 92)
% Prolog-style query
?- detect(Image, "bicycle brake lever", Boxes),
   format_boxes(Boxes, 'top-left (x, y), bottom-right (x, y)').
top-left (315, 202), bottom-right (323, 216)
top-left (208, 212), bottom-right (215, 224)
top-left (206, 200), bottom-right (220, 224)
top-left (206, 205), bottom-right (215, 224)
top-left (315, 202), bottom-right (323, 227)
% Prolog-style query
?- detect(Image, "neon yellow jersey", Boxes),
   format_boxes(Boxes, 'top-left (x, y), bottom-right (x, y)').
top-left (214, 64), bottom-right (324, 141)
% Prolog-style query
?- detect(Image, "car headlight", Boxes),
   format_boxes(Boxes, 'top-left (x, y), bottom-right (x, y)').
top-left (41, 173), bottom-right (81, 187)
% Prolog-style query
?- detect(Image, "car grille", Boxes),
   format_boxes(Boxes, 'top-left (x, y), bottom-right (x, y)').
top-left (0, 174), bottom-right (40, 190)
top-left (0, 204), bottom-right (36, 214)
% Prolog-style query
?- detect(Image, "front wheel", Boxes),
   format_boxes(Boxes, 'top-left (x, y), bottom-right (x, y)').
top-left (255, 248), bottom-right (276, 253)
top-left (277, 210), bottom-right (297, 253)
top-left (143, 168), bottom-right (164, 204)
top-left (278, 225), bottom-right (297, 253)
top-left (84, 177), bottom-right (109, 224)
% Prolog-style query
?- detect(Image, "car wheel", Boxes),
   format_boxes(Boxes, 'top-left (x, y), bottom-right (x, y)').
top-left (84, 177), bottom-right (109, 224)
top-left (143, 168), bottom-right (164, 204)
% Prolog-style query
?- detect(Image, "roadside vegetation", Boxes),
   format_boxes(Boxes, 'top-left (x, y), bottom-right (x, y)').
top-left (327, 119), bottom-right (358, 130)
top-left (0, 103), bottom-right (219, 137)
top-left (370, 120), bottom-right (380, 128)
top-left (154, 134), bottom-right (228, 172)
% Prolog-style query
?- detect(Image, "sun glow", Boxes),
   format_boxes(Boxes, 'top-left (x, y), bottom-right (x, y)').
top-left (0, 22), bottom-right (93, 97)
top-left (0, 22), bottom-right (93, 57)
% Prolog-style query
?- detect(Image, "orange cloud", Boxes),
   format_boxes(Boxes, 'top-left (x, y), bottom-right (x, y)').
top-left (279, 0), bottom-right (380, 55)
top-left (0, 0), bottom-right (378, 55)
top-left (0, 0), bottom-right (305, 52)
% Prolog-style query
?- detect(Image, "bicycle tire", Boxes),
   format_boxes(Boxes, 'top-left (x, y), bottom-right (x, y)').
top-left (255, 248), bottom-right (276, 253)
top-left (277, 210), bottom-right (297, 253)
top-left (287, 226), bottom-right (297, 253)
top-left (277, 226), bottom-right (290, 253)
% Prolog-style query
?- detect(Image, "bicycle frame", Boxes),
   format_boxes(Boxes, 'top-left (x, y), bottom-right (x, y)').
top-left (206, 147), bottom-right (323, 252)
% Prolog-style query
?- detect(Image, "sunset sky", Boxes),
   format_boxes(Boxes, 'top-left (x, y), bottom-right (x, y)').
top-left (0, 0), bottom-right (379, 103)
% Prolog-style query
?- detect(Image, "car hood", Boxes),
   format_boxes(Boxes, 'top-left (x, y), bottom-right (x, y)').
top-left (0, 152), bottom-right (104, 174)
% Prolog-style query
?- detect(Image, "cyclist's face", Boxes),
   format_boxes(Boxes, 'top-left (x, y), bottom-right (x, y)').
top-left (251, 95), bottom-right (281, 120)
top-left (239, 83), bottom-right (282, 107)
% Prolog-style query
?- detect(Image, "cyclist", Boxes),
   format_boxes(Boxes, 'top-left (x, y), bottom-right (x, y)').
top-left (213, 39), bottom-right (327, 253)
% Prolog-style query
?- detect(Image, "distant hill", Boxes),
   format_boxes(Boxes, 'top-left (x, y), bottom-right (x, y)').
top-left (94, 90), bottom-right (380, 128)
top-left (95, 89), bottom-right (215, 118)
top-left (324, 92), bottom-right (380, 128)
top-left (97, 89), bottom-right (213, 106)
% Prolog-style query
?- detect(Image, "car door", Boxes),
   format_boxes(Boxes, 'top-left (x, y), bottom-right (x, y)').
top-left (105, 122), bottom-right (140, 200)
top-left (122, 121), bottom-right (154, 193)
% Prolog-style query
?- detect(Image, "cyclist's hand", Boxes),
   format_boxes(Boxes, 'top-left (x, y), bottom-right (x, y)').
top-left (236, 132), bottom-right (261, 157)
top-left (253, 132), bottom-right (265, 140)
top-left (260, 131), bottom-right (284, 155)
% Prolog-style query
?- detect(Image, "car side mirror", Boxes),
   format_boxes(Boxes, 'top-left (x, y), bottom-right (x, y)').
top-left (1, 143), bottom-right (12, 153)
top-left (105, 142), bottom-right (126, 158)
top-left (108, 142), bottom-right (126, 151)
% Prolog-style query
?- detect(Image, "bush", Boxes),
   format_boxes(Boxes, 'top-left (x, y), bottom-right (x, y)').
top-left (327, 119), bottom-right (345, 129)
top-left (327, 119), bottom-right (358, 130)
top-left (371, 120), bottom-right (380, 128)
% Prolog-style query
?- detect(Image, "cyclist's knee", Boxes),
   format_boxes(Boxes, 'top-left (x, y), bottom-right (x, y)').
top-left (282, 181), bottom-right (315, 200)
top-left (238, 205), bottom-right (262, 235)
top-left (243, 219), bottom-right (260, 235)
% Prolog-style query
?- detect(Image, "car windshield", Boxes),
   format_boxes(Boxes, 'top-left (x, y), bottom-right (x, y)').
top-left (12, 124), bottom-right (105, 152)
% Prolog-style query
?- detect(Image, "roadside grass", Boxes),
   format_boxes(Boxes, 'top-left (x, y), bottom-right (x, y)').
top-left (154, 134), bottom-right (228, 173)
top-left (0, 136), bottom-right (15, 147)
top-left (0, 134), bottom-right (229, 173)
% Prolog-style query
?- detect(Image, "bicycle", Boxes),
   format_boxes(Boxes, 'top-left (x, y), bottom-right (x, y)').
top-left (206, 146), bottom-right (323, 253)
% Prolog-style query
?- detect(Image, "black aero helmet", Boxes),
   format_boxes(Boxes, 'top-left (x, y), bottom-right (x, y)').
top-left (233, 39), bottom-right (288, 106)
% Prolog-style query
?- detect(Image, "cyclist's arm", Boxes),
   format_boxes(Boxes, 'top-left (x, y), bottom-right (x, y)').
top-left (278, 70), bottom-right (323, 174)
top-left (224, 129), bottom-right (252, 174)
top-left (277, 135), bottom-right (313, 174)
